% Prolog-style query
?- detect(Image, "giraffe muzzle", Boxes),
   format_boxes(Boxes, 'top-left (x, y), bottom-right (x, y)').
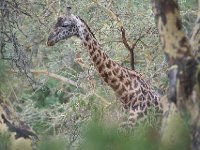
top-left (47, 32), bottom-right (57, 46)
top-left (47, 40), bottom-right (55, 46)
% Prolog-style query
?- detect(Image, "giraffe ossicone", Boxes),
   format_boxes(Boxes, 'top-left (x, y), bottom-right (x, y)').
top-left (47, 9), bottom-right (164, 126)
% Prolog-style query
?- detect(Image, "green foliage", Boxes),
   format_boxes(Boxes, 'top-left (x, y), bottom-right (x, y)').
top-left (38, 136), bottom-right (66, 150)
top-left (79, 117), bottom-right (190, 150)
top-left (0, 60), bottom-right (9, 89)
top-left (0, 133), bottom-right (11, 150)
top-left (160, 105), bottom-right (191, 150)
top-left (0, 0), bottom-right (197, 150)
top-left (80, 121), bottom-right (157, 150)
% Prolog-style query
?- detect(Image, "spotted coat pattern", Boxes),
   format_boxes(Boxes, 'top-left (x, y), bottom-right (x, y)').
top-left (47, 13), bottom-right (163, 125)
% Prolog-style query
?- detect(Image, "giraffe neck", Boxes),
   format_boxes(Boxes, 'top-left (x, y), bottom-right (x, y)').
top-left (75, 18), bottom-right (162, 111)
top-left (76, 19), bottom-right (127, 91)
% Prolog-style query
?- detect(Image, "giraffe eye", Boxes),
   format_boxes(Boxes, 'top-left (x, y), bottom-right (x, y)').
top-left (62, 24), bottom-right (69, 28)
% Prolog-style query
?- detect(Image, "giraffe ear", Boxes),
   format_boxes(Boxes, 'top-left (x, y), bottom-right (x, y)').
top-left (54, 17), bottom-right (63, 28)
top-left (65, 6), bottom-right (72, 16)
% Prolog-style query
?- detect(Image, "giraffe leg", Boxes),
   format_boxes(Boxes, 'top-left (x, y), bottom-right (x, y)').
top-left (121, 100), bottom-right (148, 126)
top-left (119, 104), bottom-right (140, 131)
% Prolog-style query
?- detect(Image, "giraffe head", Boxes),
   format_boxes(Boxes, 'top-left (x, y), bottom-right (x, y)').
top-left (47, 7), bottom-right (80, 46)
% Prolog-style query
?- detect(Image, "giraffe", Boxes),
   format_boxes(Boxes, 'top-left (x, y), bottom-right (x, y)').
top-left (47, 7), bottom-right (163, 126)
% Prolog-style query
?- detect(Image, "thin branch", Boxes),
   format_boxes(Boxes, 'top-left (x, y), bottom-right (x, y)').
top-left (94, 93), bottom-right (111, 107)
top-left (30, 69), bottom-right (78, 87)
top-left (120, 27), bottom-right (151, 70)
top-left (93, 0), bottom-right (151, 70)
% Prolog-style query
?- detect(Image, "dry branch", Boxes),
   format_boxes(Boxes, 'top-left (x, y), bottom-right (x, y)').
top-left (120, 27), bottom-right (151, 70)
top-left (30, 69), bottom-right (78, 87)
top-left (92, 0), bottom-right (151, 70)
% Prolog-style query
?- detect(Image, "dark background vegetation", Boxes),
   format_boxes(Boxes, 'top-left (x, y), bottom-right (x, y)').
top-left (0, 0), bottom-right (198, 149)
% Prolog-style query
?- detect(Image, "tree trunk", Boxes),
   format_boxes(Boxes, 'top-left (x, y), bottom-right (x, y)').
top-left (151, 0), bottom-right (200, 149)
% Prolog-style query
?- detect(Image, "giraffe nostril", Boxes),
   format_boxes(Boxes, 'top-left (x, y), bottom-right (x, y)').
top-left (47, 40), bottom-right (54, 46)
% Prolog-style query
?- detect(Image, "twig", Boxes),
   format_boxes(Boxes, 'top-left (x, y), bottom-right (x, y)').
top-left (30, 69), bottom-right (78, 87)
top-left (94, 93), bottom-right (111, 107)
top-left (92, 0), bottom-right (151, 70)
top-left (120, 27), bottom-right (151, 70)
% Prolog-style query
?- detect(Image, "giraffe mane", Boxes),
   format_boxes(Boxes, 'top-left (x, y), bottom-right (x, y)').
top-left (79, 17), bottom-right (96, 39)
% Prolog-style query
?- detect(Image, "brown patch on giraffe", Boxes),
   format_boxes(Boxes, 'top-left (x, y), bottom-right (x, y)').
top-left (144, 81), bottom-right (149, 89)
top-left (124, 80), bottom-right (130, 87)
top-left (112, 62), bottom-right (116, 67)
top-left (108, 71), bottom-right (112, 76)
top-left (111, 78), bottom-right (117, 84)
top-left (112, 83), bottom-right (120, 90)
top-left (149, 92), bottom-right (154, 99)
top-left (147, 101), bottom-right (150, 107)
top-left (96, 48), bottom-right (101, 54)
top-left (106, 60), bottom-right (112, 68)
top-left (98, 64), bottom-right (105, 73)
top-left (138, 95), bottom-right (145, 102)
top-left (141, 87), bottom-right (147, 95)
top-left (119, 70), bottom-right (125, 80)
top-left (89, 49), bottom-right (95, 56)
top-left (96, 59), bottom-right (102, 66)
top-left (154, 99), bottom-right (159, 106)
top-left (129, 92), bottom-right (135, 100)
top-left (147, 94), bottom-right (151, 100)
top-left (104, 77), bottom-right (109, 83)
top-left (128, 118), bottom-right (136, 123)
top-left (93, 40), bottom-right (97, 46)
top-left (92, 55), bottom-right (97, 62)
top-left (119, 75), bottom-right (124, 82)
top-left (124, 95), bottom-right (128, 104)
top-left (84, 29), bottom-right (87, 33)
top-left (88, 43), bottom-right (92, 49)
top-left (85, 33), bottom-right (90, 41)
top-left (101, 72), bottom-right (108, 78)
top-left (84, 42), bottom-right (87, 47)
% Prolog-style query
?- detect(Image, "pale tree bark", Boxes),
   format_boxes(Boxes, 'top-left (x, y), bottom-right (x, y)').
top-left (151, 0), bottom-right (200, 149)
top-left (191, 0), bottom-right (200, 53)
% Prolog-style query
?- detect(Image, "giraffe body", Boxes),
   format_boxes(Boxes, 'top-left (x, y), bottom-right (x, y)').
top-left (47, 13), bottom-right (163, 125)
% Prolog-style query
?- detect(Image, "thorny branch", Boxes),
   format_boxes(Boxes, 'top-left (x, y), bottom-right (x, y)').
top-left (120, 27), bottom-right (151, 70)
top-left (93, 0), bottom-right (151, 70)
top-left (30, 69), bottom-right (78, 87)
top-left (0, 0), bottom-right (35, 84)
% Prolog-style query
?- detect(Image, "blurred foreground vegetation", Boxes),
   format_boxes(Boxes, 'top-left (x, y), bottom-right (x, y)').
top-left (0, 0), bottom-right (198, 149)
